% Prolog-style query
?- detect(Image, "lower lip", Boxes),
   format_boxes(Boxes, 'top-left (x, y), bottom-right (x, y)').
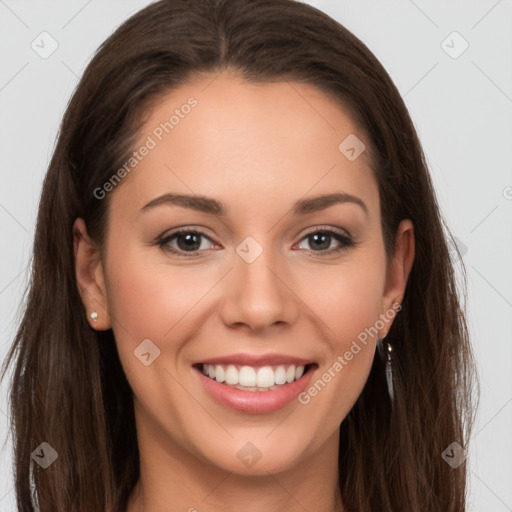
top-left (194, 366), bottom-right (316, 414)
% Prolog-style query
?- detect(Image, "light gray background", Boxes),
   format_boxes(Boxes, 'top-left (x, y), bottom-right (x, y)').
top-left (1, 0), bottom-right (511, 510)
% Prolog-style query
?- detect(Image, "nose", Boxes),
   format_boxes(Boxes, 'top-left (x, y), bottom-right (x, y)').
top-left (219, 243), bottom-right (300, 333)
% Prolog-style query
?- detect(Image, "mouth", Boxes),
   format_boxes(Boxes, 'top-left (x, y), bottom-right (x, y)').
top-left (191, 353), bottom-right (318, 413)
top-left (192, 362), bottom-right (317, 392)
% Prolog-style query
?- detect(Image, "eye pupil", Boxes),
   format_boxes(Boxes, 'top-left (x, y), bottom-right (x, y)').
top-left (310, 233), bottom-right (331, 250)
top-left (177, 233), bottom-right (201, 251)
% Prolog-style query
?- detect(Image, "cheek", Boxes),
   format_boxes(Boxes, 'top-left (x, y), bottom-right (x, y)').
top-left (103, 249), bottom-right (210, 417)
top-left (294, 252), bottom-right (386, 411)
top-left (105, 248), bottom-right (208, 343)
top-left (301, 255), bottom-right (386, 345)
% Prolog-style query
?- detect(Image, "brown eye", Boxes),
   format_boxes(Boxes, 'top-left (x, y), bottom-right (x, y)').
top-left (158, 229), bottom-right (214, 256)
top-left (296, 229), bottom-right (355, 255)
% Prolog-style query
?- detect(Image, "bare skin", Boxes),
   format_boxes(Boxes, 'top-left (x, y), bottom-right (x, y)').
top-left (74, 69), bottom-right (414, 512)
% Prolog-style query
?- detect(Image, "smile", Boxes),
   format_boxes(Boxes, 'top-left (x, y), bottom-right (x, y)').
top-left (200, 363), bottom-right (309, 391)
top-left (192, 354), bottom-right (318, 414)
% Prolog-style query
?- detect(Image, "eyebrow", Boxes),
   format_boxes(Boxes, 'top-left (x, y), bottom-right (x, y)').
top-left (140, 192), bottom-right (368, 217)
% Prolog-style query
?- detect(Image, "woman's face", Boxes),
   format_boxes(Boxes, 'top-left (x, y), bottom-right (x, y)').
top-left (75, 70), bottom-right (413, 477)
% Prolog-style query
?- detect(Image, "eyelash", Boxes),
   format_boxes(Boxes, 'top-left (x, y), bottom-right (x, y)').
top-left (155, 226), bottom-right (356, 258)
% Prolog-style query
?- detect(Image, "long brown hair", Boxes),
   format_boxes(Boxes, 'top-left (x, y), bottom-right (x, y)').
top-left (1, 1), bottom-right (479, 510)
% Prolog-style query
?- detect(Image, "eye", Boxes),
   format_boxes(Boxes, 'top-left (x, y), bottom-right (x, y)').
top-left (295, 228), bottom-right (355, 256)
top-left (156, 226), bottom-right (356, 258)
top-left (157, 229), bottom-right (216, 257)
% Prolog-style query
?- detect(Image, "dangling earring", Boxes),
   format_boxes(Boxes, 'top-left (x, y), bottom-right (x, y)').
top-left (377, 338), bottom-right (394, 408)
top-left (90, 311), bottom-right (98, 323)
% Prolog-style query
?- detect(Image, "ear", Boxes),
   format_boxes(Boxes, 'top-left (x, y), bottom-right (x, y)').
top-left (379, 219), bottom-right (415, 338)
top-left (73, 217), bottom-right (111, 330)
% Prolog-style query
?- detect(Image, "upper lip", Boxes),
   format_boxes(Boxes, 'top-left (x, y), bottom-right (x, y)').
top-left (194, 353), bottom-right (315, 367)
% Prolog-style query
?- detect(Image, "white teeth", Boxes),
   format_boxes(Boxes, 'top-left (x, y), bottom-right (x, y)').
top-left (215, 364), bottom-right (225, 383)
top-left (239, 366), bottom-right (257, 387)
top-left (256, 366), bottom-right (274, 388)
top-left (200, 363), bottom-right (308, 390)
top-left (225, 365), bottom-right (238, 385)
top-left (274, 366), bottom-right (287, 385)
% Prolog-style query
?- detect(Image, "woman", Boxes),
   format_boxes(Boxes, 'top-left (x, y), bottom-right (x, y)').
top-left (1, 0), bottom-right (478, 511)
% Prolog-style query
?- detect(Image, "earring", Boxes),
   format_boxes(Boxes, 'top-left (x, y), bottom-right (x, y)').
top-left (377, 338), bottom-right (394, 408)
top-left (90, 311), bottom-right (98, 323)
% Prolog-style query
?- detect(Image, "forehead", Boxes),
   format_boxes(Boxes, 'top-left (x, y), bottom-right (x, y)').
top-left (109, 70), bottom-right (378, 221)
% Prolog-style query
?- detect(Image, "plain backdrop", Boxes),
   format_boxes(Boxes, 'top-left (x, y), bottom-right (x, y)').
top-left (1, 1), bottom-right (511, 510)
